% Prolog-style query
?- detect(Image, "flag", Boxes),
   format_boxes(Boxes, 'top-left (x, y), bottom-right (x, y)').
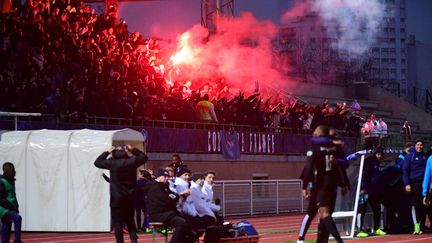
top-left (350, 99), bottom-right (362, 111)
top-left (220, 131), bottom-right (240, 159)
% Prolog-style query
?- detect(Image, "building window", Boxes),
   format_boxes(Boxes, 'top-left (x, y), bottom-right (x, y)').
top-left (382, 48), bottom-right (388, 52)
top-left (401, 69), bottom-right (406, 74)
top-left (390, 68), bottom-right (396, 73)
top-left (400, 18), bottom-right (405, 22)
top-left (389, 38), bottom-right (396, 42)
top-left (401, 28), bottom-right (405, 33)
top-left (381, 58), bottom-right (389, 63)
top-left (401, 48), bottom-right (406, 53)
top-left (372, 48), bottom-right (380, 53)
top-left (390, 48), bottom-right (396, 53)
top-left (401, 38), bottom-right (405, 43)
top-left (390, 58), bottom-right (396, 64)
top-left (401, 59), bottom-right (406, 64)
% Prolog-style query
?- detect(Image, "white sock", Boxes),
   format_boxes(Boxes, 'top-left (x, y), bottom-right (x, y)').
top-left (411, 206), bottom-right (418, 225)
top-left (299, 214), bottom-right (309, 237)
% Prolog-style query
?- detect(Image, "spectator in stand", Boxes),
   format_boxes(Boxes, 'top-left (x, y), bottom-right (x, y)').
top-left (369, 114), bottom-right (381, 148)
top-left (377, 116), bottom-right (388, 147)
top-left (196, 94), bottom-right (218, 123)
top-left (401, 120), bottom-right (412, 143)
top-left (402, 139), bottom-right (428, 234)
top-left (347, 110), bottom-right (363, 137)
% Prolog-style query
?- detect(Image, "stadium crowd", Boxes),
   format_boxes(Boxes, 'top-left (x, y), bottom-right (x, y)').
top-left (0, 0), bottom-right (380, 135)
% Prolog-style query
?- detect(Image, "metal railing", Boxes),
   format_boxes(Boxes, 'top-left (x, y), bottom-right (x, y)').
top-left (213, 179), bottom-right (304, 217)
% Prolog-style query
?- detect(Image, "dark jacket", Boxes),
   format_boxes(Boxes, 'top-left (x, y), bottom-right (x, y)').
top-left (0, 175), bottom-right (19, 218)
top-left (402, 150), bottom-right (427, 185)
top-left (361, 154), bottom-right (383, 197)
top-left (94, 148), bottom-right (148, 207)
top-left (145, 181), bottom-right (179, 220)
top-left (303, 136), bottom-right (347, 192)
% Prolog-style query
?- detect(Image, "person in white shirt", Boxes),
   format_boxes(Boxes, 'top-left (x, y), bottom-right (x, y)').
top-left (202, 171), bottom-right (224, 225)
top-left (190, 173), bottom-right (220, 243)
top-left (174, 167), bottom-right (198, 217)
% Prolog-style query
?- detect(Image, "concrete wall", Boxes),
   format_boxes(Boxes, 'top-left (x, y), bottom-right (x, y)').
top-left (147, 152), bottom-right (306, 180)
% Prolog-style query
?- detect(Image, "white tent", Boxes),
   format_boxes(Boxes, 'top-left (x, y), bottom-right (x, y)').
top-left (0, 129), bottom-right (145, 232)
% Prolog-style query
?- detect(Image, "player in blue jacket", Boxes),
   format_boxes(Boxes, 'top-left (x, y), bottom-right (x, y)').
top-left (422, 156), bottom-right (432, 206)
top-left (402, 139), bottom-right (427, 234)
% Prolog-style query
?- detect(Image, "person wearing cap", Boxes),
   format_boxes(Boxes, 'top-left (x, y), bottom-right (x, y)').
top-left (146, 168), bottom-right (195, 243)
top-left (402, 139), bottom-right (428, 234)
top-left (174, 167), bottom-right (198, 217)
top-left (94, 145), bottom-right (148, 243)
top-left (356, 147), bottom-right (387, 238)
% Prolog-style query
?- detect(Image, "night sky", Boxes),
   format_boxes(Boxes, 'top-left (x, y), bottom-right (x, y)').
top-left (114, 0), bottom-right (432, 44)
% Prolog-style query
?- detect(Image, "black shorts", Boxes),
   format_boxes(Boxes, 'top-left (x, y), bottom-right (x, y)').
top-left (307, 189), bottom-right (318, 215)
top-left (316, 187), bottom-right (337, 208)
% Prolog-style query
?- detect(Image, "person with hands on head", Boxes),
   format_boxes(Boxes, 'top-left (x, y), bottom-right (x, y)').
top-left (94, 144), bottom-right (148, 243)
top-left (0, 162), bottom-right (22, 243)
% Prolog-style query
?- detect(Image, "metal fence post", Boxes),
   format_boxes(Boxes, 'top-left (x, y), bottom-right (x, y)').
top-left (276, 181), bottom-right (279, 214)
top-left (250, 181), bottom-right (253, 216)
top-left (222, 181), bottom-right (226, 217)
top-left (300, 180), bottom-right (304, 213)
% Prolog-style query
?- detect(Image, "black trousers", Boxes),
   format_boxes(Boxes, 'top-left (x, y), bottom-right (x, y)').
top-left (151, 211), bottom-right (195, 243)
top-left (111, 205), bottom-right (138, 243)
top-left (358, 195), bottom-right (382, 231)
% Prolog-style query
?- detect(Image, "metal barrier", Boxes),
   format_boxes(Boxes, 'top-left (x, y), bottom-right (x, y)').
top-left (213, 179), bottom-right (304, 217)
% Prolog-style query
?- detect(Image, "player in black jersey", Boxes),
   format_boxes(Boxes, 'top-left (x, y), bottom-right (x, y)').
top-left (297, 127), bottom-right (349, 243)
top-left (303, 125), bottom-right (346, 243)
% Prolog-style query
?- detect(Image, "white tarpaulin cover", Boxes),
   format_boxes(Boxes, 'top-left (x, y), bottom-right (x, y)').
top-left (0, 129), bottom-right (144, 232)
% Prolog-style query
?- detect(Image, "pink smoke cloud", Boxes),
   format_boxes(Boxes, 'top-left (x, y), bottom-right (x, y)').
top-left (169, 12), bottom-right (293, 95)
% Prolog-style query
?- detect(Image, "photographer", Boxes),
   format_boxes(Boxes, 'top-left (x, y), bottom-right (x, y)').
top-left (94, 145), bottom-right (148, 243)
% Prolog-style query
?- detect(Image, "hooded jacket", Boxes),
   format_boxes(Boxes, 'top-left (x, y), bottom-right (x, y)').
top-left (0, 175), bottom-right (19, 218)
